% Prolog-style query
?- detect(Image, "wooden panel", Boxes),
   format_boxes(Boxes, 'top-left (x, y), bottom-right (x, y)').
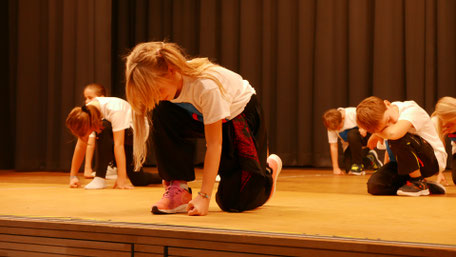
top-left (0, 234), bottom-right (131, 257)
top-left (134, 243), bottom-right (164, 254)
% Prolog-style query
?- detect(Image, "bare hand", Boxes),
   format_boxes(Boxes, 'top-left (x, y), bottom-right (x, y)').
top-left (113, 177), bottom-right (134, 189)
top-left (69, 177), bottom-right (81, 188)
top-left (333, 168), bottom-right (344, 175)
top-left (367, 135), bottom-right (380, 150)
top-left (436, 172), bottom-right (448, 185)
top-left (359, 128), bottom-right (367, 137)
top-left (187, 195), bottom-right (210, 216)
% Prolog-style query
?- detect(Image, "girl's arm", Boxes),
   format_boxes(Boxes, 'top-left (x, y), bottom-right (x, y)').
top-left (84, 136), bottom-right (96, 177)
top-left (329, 143), bottom-right (343, 174)
top-left (69, 136), bottom-right (89, 188)
top-left (377, 120), bottom-right (413, 140)
top-left (187, 120), bottom-right (223, 216)
top-left (112, 129), bottom-right (134, 189)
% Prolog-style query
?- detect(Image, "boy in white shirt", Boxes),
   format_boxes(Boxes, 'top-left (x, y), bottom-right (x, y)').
top-left (323, 108), bottom-right (382, 175)
top-left (356, 96), bottom-right (447, 196)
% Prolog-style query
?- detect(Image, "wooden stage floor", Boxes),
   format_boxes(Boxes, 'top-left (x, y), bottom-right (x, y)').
top-left (0, 168), bottom-right (455, 256)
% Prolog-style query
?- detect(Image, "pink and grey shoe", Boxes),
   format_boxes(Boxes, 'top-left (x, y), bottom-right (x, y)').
top-left (267, 154), bottom-right (282, 201)
top-left (151, 180), bottom-right (192, 214)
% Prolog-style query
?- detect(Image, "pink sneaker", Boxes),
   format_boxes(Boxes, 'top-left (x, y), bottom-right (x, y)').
top-left (151, 181), bottom-right (192, 214)
top-left (267, 154), bottom-right (282, 201)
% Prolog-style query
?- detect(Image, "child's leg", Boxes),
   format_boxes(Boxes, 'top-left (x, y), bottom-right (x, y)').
top-left (388, 133), bottom-right (439, 178)
top-left (151, 101), bottom-right (205, 181)
top-left (216, 95), bottom-right (273, 212)
top-left (123, 128), bottom-right (161, 186)
top-left (346, 128), bottom-right (365, 166)
top-left (94, 120), bottom-right (114, 178)
top-left (367, 161), bottom-right (408, 195)
top-left (343, 147), bottom-right (352, 173)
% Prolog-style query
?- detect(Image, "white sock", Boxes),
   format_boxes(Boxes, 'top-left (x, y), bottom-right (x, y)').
top-left (85, 177), bottom-right (106, 189)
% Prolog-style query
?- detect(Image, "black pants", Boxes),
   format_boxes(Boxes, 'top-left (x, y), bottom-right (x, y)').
top-left (95, 120), bottom-right (160, 186)
top-left (367, 133), bottom-right (439, 195)
top-left (342, 128), bottom-right (371, 172)
top-left (151, 95), bottom-right (273, 212)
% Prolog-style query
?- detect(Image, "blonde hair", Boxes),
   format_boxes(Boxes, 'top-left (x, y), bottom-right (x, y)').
top-left (66, 105), bottom-right (103, 139)
top-left (322, 109), bottom-right (342, 130)
top-left (125, 41), bottom-right (224, 169)
top-left (356, 96), bottom-right (387, 133)
top-left (432, 96), bottom-right (456, 142)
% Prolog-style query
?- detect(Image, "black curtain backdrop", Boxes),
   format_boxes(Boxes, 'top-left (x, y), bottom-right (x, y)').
top-left (3, 0), bottom-right (456, 171)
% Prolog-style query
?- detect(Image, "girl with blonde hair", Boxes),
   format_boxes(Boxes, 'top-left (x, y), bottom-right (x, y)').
top-left (125, 41), bottom-right (282, 216)
top-left (432, 96), bottom-right (456, 185)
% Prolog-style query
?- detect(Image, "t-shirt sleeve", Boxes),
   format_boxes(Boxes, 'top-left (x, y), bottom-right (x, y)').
top-left (200, 87), bottom-right (231, 125)
top-left (397, 103), bottom-right (428, 131)
top-left (327, 130), bottom-right (338, 144)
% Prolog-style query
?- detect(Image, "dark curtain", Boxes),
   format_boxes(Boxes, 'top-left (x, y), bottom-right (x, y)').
top-left (3, 0), bottom-right (456, 170)
top-left (5, 0), bottom-right (111, 170)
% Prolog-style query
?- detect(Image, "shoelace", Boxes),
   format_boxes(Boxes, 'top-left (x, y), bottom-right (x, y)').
top-left (162, 184), bottom-right (183, 198)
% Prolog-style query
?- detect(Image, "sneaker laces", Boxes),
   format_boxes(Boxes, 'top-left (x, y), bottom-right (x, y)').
top-left (162, 184), bottom-right (184, 199)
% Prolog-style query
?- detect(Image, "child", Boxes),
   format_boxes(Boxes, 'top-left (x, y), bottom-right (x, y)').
top-left (356, 96), bottom-right (447, 196)
top-left (66, 96), bottom-right (161, 189)
top-left (432, 96), bottom-right (456, 185)
top-left (82, 83), bottom-right (117, 179)
top-left (124, 41), bottom-right (282, 216)
top-left (323, 108), bottom-right (382, 175)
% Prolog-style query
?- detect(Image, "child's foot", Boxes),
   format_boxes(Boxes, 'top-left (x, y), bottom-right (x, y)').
top-left (348, 164), bottom-right (365, 175)
top-left (151, 181), bottom-right (192, 214)
top-left (267, 154), bottom-right (282, 200)
top-left (426, 180), bottom-right (446, 195)
top-left (84, 177), bottom-right (106, 189)
top-left (397, 179), bottom-right (429, 196)
top-left (366, 149), bottom-right (383, 170)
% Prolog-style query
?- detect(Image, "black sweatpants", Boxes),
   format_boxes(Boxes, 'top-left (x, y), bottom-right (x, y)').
top-left (95, 120), bottom-right (160, 186)
top-left (342, 128), bottom-right (371, 172)
top-left (151, 95), bottom-right (273, 212)
top-left (367, 133), bottom-right (439, 195)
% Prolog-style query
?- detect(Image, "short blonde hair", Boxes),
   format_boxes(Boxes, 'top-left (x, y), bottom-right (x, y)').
top-left (356, 96), bottom-right (387, 133)
top-left (322, 109), bottom-right (342, 130)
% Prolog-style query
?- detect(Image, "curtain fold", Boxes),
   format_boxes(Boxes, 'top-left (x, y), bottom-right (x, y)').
top-left (3, 0), bottom-right (456, 170)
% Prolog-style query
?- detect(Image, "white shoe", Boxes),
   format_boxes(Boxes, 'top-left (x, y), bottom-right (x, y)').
top-left (85, 177), bottom-right (106, 189)
top-left (106, 166), bottom-right (118, 180)
top-left (267, 154), bottom-right (282, 200)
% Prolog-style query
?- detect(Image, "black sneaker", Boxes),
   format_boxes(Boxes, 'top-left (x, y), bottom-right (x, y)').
top-left (348, 163), bottom-right (365, 175)
top-left (426, 181), bottom-right (446, 195)
top-left (397, 179), bottom-right (429, 196)
top-left (366, 150), bottom-right (383, 170)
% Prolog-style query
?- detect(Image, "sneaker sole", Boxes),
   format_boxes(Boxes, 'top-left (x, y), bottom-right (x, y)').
top-left (348, 171), bottom-right (366, 176)
top-left (397, 189), bottom-right (430, 196)
top-left (151, 204), bottom-right (188, 215)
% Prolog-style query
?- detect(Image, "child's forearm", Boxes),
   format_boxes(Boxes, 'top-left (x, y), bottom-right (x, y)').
top-left (84, 137), bottom-right (96, 170)
top-left (378, 120), bottom-right (412, 140)
top-left (329, 143), bottom-right (340, 169)
top-left (200, 142), bottom-right (222, 198)
top-left (70, 139), bottom-right (87, 176)
top-left (113, 144), bottom-right (127, 178)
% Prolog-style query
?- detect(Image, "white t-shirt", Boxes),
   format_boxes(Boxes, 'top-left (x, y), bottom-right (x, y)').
top-left (393, 101), bottom-right (447, 172)
top-left (170, 66), bottom-right (256, 125)
top-left (94, 97), bottom-right (132, 132)
top-left (327, 107), bottom-right (358, 149)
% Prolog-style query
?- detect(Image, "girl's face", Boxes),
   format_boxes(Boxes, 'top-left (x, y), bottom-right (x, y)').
top-left (157, 71), bottom-right (183, 101)
top-left (84, 88), bottom-right (98, 104)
